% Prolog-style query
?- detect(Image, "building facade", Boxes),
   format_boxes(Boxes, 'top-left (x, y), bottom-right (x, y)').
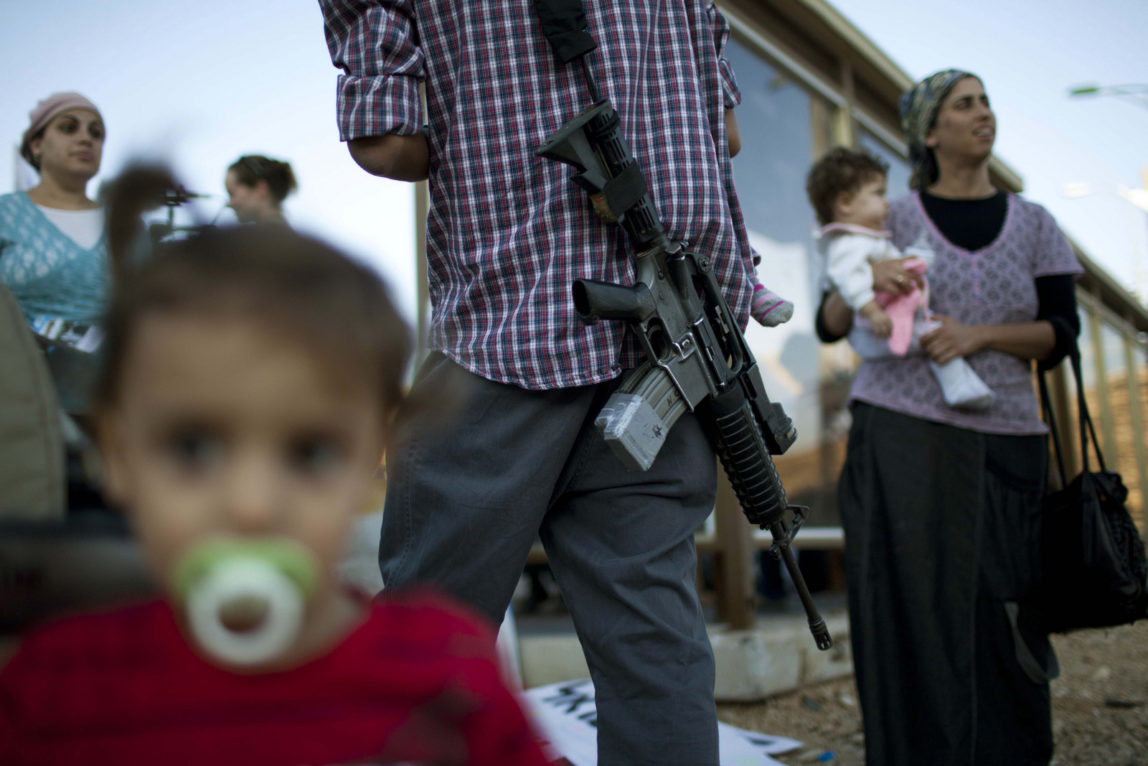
top-left (719, 0), bottom-right (1148, 547)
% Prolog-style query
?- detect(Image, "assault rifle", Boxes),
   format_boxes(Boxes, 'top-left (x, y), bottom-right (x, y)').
top-left (533, 0), bottom-right (831, 650)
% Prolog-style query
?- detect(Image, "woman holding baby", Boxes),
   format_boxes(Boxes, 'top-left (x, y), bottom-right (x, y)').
top-left (817, 70), bottom-right (1082, 765)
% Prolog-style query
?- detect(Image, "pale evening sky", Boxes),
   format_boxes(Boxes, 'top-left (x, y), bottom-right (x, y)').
top-left (3, 0), bottom-right (1146, 324)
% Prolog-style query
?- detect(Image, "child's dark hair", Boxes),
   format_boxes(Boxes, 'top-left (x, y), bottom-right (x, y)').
top-left (228, 155), bottom-right (298, 205)
top-left (98, 166), bottom-right (410, 423)
top-left (805, 147), bottom-right (889, 226)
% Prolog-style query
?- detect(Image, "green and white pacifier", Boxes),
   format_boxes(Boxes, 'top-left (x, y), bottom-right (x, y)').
top-left (174, 538), bottom-right (319, 667)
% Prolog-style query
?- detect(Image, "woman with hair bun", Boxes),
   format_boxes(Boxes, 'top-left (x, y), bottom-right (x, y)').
top-left (224, 154), bottom-right (297, 224)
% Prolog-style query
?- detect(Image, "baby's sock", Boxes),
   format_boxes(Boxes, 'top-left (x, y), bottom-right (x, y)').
top-left (751, 283), bottom-right (794, 327)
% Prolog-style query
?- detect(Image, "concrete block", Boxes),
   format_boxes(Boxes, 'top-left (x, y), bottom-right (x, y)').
top-left (802, 615), bottom-right (853, 685)
top-left (711, 628), bottom-right (802, 701)
top-left (338, 511), bottom-right (384, 595)
top-left (517, 613), bottom-right (854, 700)
top-left (520, 634), bottom-right (589, 689)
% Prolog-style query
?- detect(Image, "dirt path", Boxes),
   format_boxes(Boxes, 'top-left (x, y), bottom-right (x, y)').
top-left (718, 620), bottom-right (1148, 765)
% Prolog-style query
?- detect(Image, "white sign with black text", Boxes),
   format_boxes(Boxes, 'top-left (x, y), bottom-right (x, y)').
top-left (522, 679), bottom-right (802, 766)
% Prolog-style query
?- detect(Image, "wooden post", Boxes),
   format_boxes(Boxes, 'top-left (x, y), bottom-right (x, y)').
top-left (1087, 311), bottom-right (1119, 463)
top-left (830, 60), bottom-right (854, 150)
top-left (414, 180), bottom-right (429, 363)
top-left (1123, 333), bottom-right (1148, 533)
top-left (1046, 361), bottom-right (1078, 485)
top-left (414, 81), bottom-right (431, 364)
top-left (714, 466), bottom-right (756, 629)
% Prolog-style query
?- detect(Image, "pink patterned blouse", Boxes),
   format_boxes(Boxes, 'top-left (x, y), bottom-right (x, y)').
top-left (849, 192), bottom-right (1082, 435)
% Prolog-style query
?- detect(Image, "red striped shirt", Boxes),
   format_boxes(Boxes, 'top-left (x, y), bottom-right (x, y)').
top-left (0, 592), bottom-right (551, 765)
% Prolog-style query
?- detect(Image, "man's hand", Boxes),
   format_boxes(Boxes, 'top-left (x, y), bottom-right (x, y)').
top-left (348, 134), bottom-right (429, 181)
top-left (920, 315), bottom-right (985, 364)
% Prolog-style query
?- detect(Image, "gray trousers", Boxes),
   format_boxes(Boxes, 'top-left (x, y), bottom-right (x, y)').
top-left (381, 354), bottom-right (719, 765)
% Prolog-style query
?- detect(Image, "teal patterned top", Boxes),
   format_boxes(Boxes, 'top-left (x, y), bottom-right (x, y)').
top-left (0, 191), bottom-right (108, 325)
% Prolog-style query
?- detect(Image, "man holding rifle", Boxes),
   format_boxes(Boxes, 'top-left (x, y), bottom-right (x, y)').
top-left (321, 3), bottom-right (767, 763)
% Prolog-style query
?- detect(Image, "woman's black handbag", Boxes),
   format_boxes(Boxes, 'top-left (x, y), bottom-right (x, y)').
top-left (1038, 346), bottom-right (1148, 633)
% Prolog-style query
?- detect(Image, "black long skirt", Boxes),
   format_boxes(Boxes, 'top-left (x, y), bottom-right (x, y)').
top-left (839, 402), bottom-right (1056, 766)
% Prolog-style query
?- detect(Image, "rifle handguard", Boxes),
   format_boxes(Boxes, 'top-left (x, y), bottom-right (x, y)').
top-left (701, 387), bottom-right (787, 528)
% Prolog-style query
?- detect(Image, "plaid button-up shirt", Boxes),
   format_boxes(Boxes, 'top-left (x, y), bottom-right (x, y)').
top-left (322, 0), bottom-right (756, 389)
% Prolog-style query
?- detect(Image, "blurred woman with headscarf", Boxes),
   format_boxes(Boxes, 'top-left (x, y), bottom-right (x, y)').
top-left (816, 70), bottom-right (1082, 765)
top-left (1, 92), bottom-right (109, 351)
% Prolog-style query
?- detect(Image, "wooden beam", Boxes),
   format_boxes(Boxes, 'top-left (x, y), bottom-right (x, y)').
top-left (1087, 309), bottom-right (1119, 464)
top-left (831, 59), bottom-right (854, 149)
top-left (1047, 361), bottom-right (1078, 484)
top-left (1123, 335), bottom-right (1148, 533)
top-left (414, 181), bottom-right (429, 363)
top-left (713, 467), bottom-right (756, 629)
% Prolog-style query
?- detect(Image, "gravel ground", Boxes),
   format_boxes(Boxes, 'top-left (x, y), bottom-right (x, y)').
top-left (717, 620), bottom-right (1148, 765)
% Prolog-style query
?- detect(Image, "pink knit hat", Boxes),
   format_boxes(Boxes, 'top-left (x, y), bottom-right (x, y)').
top-left (20, 91), bottom-right (104, 167)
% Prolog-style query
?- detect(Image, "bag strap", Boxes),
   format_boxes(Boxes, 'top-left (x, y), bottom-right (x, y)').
top-left (1037, 368), bottom-right (1067, 487)
top-left (1068, 345), bottom-right (1109, 474)
top-left (1038, 343), bottom-right (1109, 483)
top-left (533, 0), bottom-right (597, 63)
